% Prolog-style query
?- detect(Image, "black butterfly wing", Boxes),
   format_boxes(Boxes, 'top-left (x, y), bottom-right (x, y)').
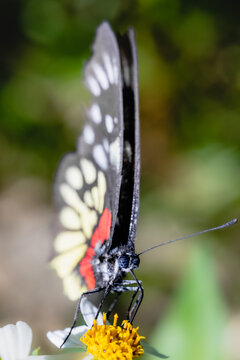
top-left (110, 28), bottom-right (140, 251)
top-left (51, 22), bottom-right (124, 300)
top-left (126, 29), bottom-right (140, 247)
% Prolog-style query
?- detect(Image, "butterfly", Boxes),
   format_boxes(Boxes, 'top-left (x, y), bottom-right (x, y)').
top-left (50, 21), bottom-right (143, 327)
top-left (50, 23), bottom-right (239, 346)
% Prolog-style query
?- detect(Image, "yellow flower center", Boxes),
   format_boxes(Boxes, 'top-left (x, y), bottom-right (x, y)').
top-left (80, 313), bottom-right (145, 360)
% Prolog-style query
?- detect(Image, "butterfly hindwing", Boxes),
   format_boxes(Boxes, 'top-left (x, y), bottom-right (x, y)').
top-left (51, 22), bottom-right (124, 300)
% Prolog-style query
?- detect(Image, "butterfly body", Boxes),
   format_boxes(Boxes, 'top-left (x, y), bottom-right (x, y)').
top-left (51, 22), bottom-right (142, 328)
top-left (90, 244), bottom-right (140, 290)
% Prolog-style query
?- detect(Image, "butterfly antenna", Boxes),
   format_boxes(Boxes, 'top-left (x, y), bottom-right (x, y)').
top-left (138, 218), bottom-right (238, 256)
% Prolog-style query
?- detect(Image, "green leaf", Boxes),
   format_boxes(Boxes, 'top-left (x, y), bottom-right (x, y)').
top-left (145, 244), bottom-right (228, 360)
top-left (32, 347), bottom-right (40, 355)
top-left (60, 347), bottom-right (86, 354)
top-left (143, 341), bottom-right (169, 358)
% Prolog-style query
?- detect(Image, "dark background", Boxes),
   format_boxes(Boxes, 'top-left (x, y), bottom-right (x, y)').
top-left (0, 1), bottom-right (239, 358)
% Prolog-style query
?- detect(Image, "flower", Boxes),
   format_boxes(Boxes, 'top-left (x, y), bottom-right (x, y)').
top-left (81, 312), bottom-right (145, 360)
top-left (47, 325), bottom-right (87, 350)
top-left (48, 298), bottom-right (145, 359)
top-left (0, 321), bottom-right (32, 360)
top-left (47, 297), bottom-right (102, 349)
top-left (47, 298), bottom-right (167, 359)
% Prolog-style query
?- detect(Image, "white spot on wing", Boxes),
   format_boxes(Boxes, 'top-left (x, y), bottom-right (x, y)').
top-left (110, 137), bottom-right (121, 170)
top-left (125, 141), bottom-right (132, 161)
top-left (83, 125), bottom-right (95, 144)
top-left (112, 58), bottom-right (119, 84)
top-left (65, 166), bottom-right (83, 190)
top-left (93, 145), bottom-right (108, 170)
top-left (90, 104), bottom-right (102, 124)
top-left (105, 115), bottom-right (113, 133)
top-left (60, 207), bottom-right (81, 230)
top-left (103, 139), bottom-right (109, 153)
top-left (92, 63), bottom-right (109, 90)
top-left (103, 53), bottom-right (114, 84)
top-left (114, 117), bottom-right (118, 124)
top-left (86, 76), bottom-right (101, 96)
top-left (80, 159), bottom-right (96, 184)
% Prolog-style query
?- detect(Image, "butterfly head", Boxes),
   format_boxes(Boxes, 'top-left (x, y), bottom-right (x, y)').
top-left (118, 252), bottom-right (140, 271)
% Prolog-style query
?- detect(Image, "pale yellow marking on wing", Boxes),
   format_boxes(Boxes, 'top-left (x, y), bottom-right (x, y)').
top-left (84, 190), bottom-right (94, 208)
top-left (60, 207), bottom-right (81, 230)
top-left (82, 209), bottom-right (97, 238)
top-left (65, 166), bottom-right (83, 190)
top-left (50, 244), bottom-right (87, 278)
top-left (80, 158), bottom-right (97, 184)
top-left (63, 273), bottom-right (88, 301)
top-left (60, 183), bottom-right (85, 214)
top-left (60, 183), bottom-right (98, 240)
top-left (54, 231), bottom-right (85, 253)
top-left (91, 186), bottom-right (99, 211)
top-left (97, 171), bottom-right (106, 213)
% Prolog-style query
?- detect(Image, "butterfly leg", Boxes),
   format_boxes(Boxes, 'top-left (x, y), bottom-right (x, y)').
top-left (116, 279), bottom-right (142, 321)
top-left (61, 286), bottom-right (106, 348)
top-left (110, 278), bottom-right (143, 321)
top-left (93, 284), bottom-right (112, 320)
top-left (106, 282), bottom-right (139, 319)
top-left (128, 270), bottom-right (144, 323)
top-left (127, 287), bottom-right (139, 319)
top-left (106, 285), bottom-right (140, 320)
top-left (106, 291), bottom-right (122, 319)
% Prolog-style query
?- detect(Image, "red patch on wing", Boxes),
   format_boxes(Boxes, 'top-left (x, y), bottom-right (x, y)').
top-left (79, 208), bottom-right (112, 290)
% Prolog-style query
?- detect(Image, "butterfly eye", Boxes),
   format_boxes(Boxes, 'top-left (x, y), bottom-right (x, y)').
top-left (132, 254), bottom-right (140, 269)
top-left (118, 254), bottom-right (130, 269)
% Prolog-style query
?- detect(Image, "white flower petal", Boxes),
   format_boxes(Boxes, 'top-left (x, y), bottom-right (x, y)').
top-left (0, 321), bottom-right (32, 360)
top-left (80, 298), bottom-right (103, 327)
top-left (29, 355), bottom-right (93, 360)
top-left (47, 325), bottom-right (88, 349)
top-left (16, 321), bottom-right (32, 357)
top-left (47, 299), bottom-right (105, 351)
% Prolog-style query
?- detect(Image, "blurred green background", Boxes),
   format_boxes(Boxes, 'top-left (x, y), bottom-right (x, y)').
top-left (0, 0), bottom-right (239, 358)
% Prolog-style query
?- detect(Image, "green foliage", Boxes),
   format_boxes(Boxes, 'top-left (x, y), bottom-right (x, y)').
top-left (32, 347), bottom-right (40, 355)
top-left (145, 245), bottom-right (227, 360)
top-left (1, 1), bottom-right (240, 190)
top-left (1, 1), bottom-right (239, 354)
top-left (143, 341), bottom-right (169, 359)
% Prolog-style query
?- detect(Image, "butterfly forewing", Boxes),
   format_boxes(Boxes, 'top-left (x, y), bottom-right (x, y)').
top-left (51, 22), bottom-right (124, 300)
top-left (82, 22), bottom-right (124, 241)
top-left (126, 29), bottom-right (140, 247)
top-left (110, 29), bottom-right (140, 251)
